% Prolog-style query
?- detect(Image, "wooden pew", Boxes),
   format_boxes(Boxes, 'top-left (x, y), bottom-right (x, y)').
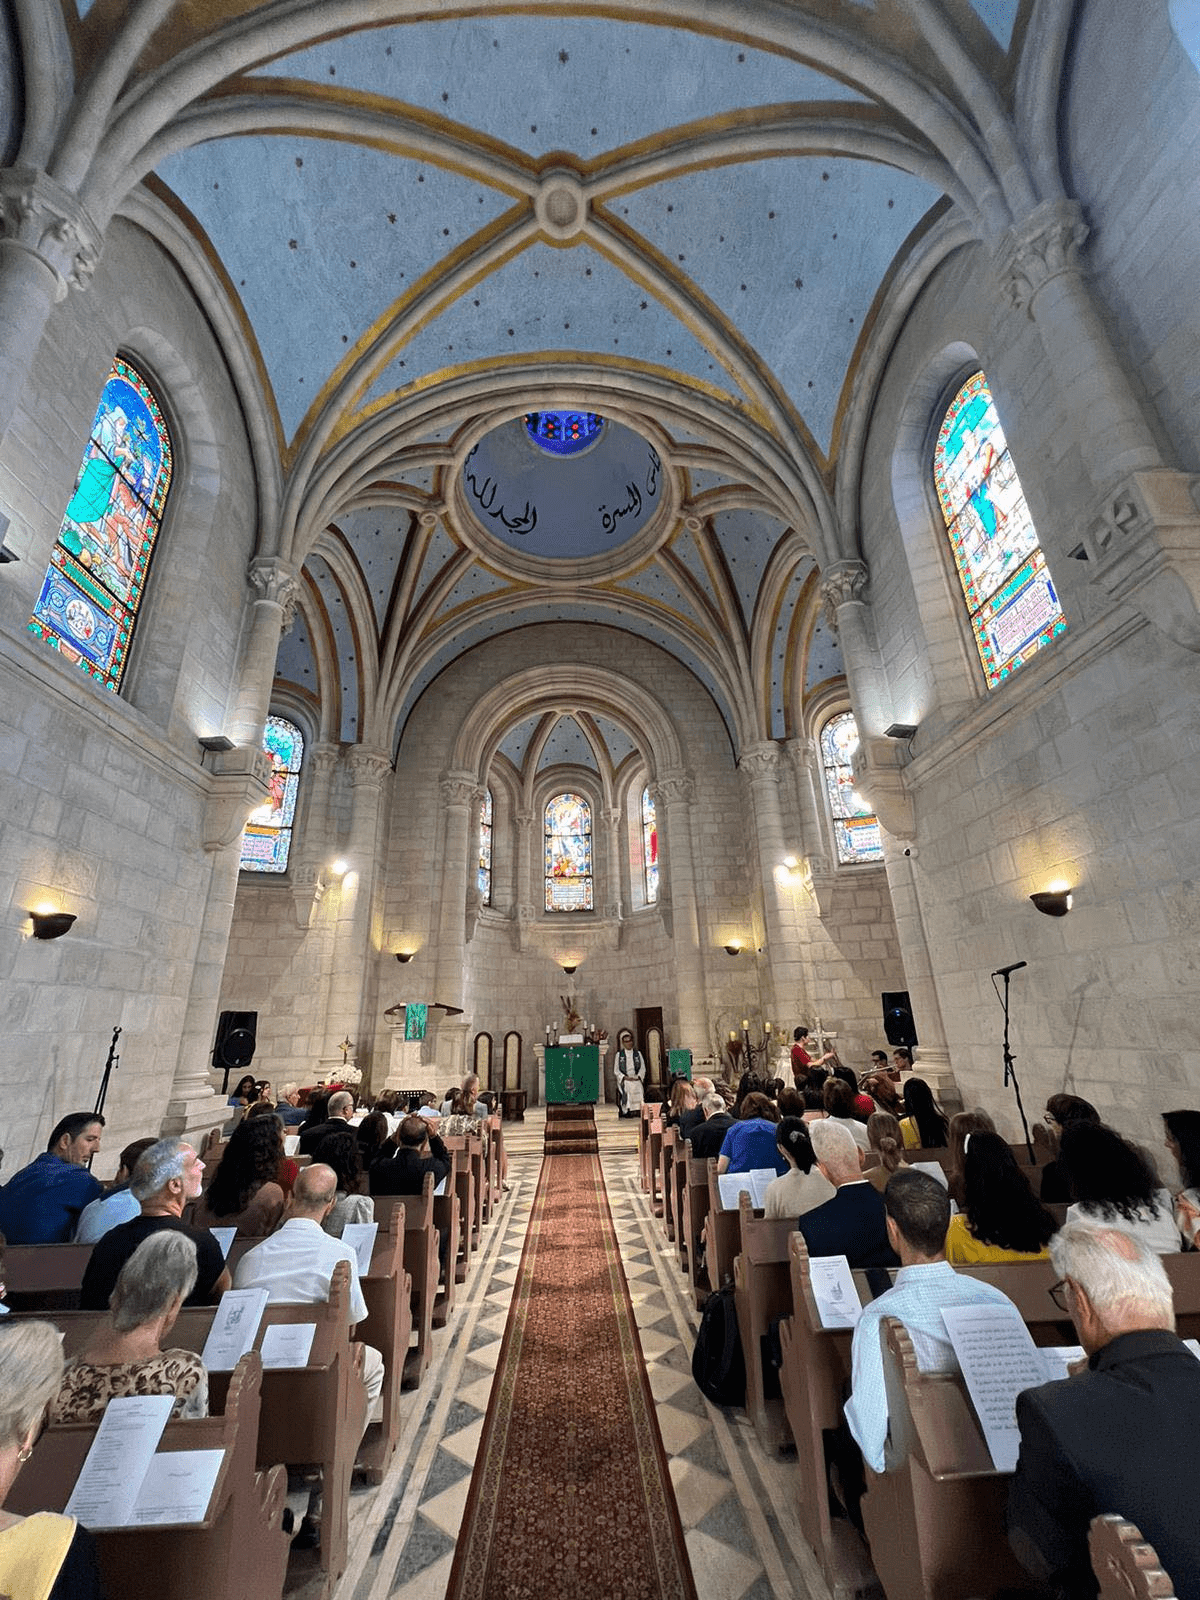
top-left (638, 1104), bottom-right (653, 1191)
top-left (659, 1125), bottom-right (678, 1243)
top-left (488, 1115), bottom-right (505, 1214)
top-left (1091, 1515), bottom-right (1179, 1600)
top-left (682, 1153), bottom-right (712, 1309)
top-left (5, 1243), bottom-right (91, 1311)
top-left (646, 1119), bottom-right (664, 1215)
top-left (733, 1193), bottom-right (794, 1452)
top-left (672, 1137), bottom-right (690, 1274)
top-left (374, 1181), bottom-right (438, 1386)
top-left (7, 1352), bottom-right (289, 1600)
top-left (432, 1150), bottom-right (462, 1324)
top-left (701, 1158), bottom-right (741, 1291)
top-left (354, 1206), bottom-right (413, 1484)
top-left (859, 1317), bottom-right (1032, 1600)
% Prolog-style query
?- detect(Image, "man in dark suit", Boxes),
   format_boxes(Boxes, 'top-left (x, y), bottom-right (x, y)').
top-left (298, 1089), bottom-right (355, 1154)
top-left (370, 1114), bottom-right (453, 1270)
top-left (796, 1120), bottom-right (899, 1269)
top-left (688, 1092), bottom-right (735, 1161)
top-left (1008, 1222), bottom-right (1200, 1599)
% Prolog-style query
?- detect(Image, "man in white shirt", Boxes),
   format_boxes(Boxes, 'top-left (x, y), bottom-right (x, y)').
top-left (844, 1168), bottom-right (1014, 1476)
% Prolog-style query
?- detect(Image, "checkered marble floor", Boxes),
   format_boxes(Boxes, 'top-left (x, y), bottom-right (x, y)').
top-left (306, 1106), bottom-right (833, 1600)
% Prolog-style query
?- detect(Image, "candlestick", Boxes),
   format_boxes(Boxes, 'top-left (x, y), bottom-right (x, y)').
top-left (729, 1031), bottom-right (737, 1042)
top-left (741, 1018), bottom-right (749, 1030)
top-left (764, 1021), bottom-right (772, 1034)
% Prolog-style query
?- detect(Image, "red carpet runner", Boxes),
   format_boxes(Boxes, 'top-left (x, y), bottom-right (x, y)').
top-left (445, 1151), bottom-right (698, 1600)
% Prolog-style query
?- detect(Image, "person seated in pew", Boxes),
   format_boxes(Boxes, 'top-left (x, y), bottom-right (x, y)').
top-left (0, 1113), bottom-right (106, 1245)
top-left (688, 1094), bottom-right (735, 1161)
top-left (717, 1092), bottom-right (787, 1177)
top-left (945, 1131), bottom-right (1057, 1265)
top-left (227, 1074), bottom-right (259, 1109)
top-left (897, 1077), bottom-right (948, 1151)
top-left (0, 1321), bottom-right (103, 1599)
top-left (1008, 1222), bottom-right (1200, 1600)
top-left (80, 1139), bottom-right (231, 1312)
top-left (273, 1082), bottom-right (308, 1127)
top-left (863, 1112), bottom-right (904, 1195)
top-left (51, 1232), bottom-right (207, 1423)
top-left (1060, 1123), bottom-right (1180, 1254)
top-left (370, 1116), bottom-right (453, 1271)
top-left (1037, 1093), bottom-right (1101, 1204)
top-left (796, 1122), bottom-right (900, 1270)
top-left (242, 1102), bottom-right (300, 1194)
top-left (663, 1079), bottom-right (698, 1133)
top-left (945, 1108), bottom-right (996, 1207)
top-left (356, 1111), bottom-right (395, 1169)
top-left (233, 1164), bottom-right (384, 1552)
top-left (764, 1119), bottom-right (835, 1220)
top-left (844, 1169), bottom-right (1016, 1475)
top-left (298, 1090), bottom-right (356, 1157)
top-left (192, 1115), bottom-right (287, 1236)
top-left (823, 1079), bottom-right (871, 1151)
top-left (677, 1079), bottom-right (714, 1143)
top-left (860, 1072), bottom-right (903, 1118)
top-left (314, 1129), bottom-right (374, 1239)
top-left (74, 1136), bottom-right (157, 1244)
top-left (1162, 1109), bottom-right (1200, 1249)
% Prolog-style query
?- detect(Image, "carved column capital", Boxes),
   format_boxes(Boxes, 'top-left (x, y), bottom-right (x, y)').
top-left (819, 560), bottom-right (869, 629)
top-left (309, 741), bottom-right (341, 778)
top-left (515, 809), bottom-right (533, 828)
top-left (995, 198), bottom-right (1089, 316)
top-left (653, 769), bottom-right (694, 806)
top-left (738, 741), bottom-right (782, 782)
top-left (602, 806), bottom-right (622, 829)
top-left (347, 747), bottom-right (392, 789)
top-left (785, 736), bottom-right (819, 776)
top-left (0, 166), bottom-right (103, 299)
top-left (248, 555), bottom-right (300, 612)
top-left (439, 769), bottom-right (478, 808)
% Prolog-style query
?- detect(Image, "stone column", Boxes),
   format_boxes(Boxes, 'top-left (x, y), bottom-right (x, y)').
top-left (819, 562), bottom-right (890, 737)
top-left (880, 839), bottom-right (957, 1108)
top-left (290, 741), bottom-right (338, 929)
top-left (511, 807), bottom-right (535, 948)
top-left (602, 805), bottom-right (624, 919)
top-left (0, 168), bottom-right (102, 446)
top-left (994, 200), bottom-right (1200, 654)
top-left (160, 559), bottom-right (298, 1141)
top-left (652, 771), bottom-right (708, 1054)
top-left (739, 742), bottom-right (806, 1026)
top-left (786, 738), bottom-right (836, 921)
top-left (433, 770), bottom-right (477, 1016)
top-left (323, 747), bottom-right (392, 1080)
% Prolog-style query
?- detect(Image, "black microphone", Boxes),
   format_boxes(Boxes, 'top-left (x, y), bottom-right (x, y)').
top-left (992, 960), bottom-right (1028, 978)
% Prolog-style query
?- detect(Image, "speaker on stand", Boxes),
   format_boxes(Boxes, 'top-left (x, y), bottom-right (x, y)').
top-left (213, 1009), bottom-right (258, 1096)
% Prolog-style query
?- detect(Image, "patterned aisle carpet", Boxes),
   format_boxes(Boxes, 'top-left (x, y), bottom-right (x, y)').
top-left (445, 1150), bottom-right (698, 1600)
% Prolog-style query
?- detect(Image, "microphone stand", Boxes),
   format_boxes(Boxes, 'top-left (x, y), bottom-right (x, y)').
top-left (994, 970), bottom-right (1034, 1163)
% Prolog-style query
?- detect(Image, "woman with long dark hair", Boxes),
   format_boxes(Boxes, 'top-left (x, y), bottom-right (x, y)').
top-left (898, 1078), bottom-right (948, 1150)
top-left (313, 1128), bottom-right (374, 1238)
top-left (1060, 1122), bottom-right (1179, 1253)
top-left (764, 1119), bottom-right (834, 1219)
top-left (1163, 1109), bottom-right (1200, 1248)
top-left (193, 1115), bottom-right (285, 1234)
top-left (1038, 1094), bottom-right (1101, 1202)
top-left (945, 1132), bottom-right (1057, 1263)
top-left (946, 1109), bottom-right (996, 1207)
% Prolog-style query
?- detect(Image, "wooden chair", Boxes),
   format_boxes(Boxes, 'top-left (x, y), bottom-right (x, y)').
top-left (501, 1030), bottom-right (526, 1120)
top-left (473, 1029), bottom-right (494, 1092)
top-left (1090, 1515), bottom-right (1178, 1600)
top-left (7, 1352), bottom-right (289, 1600)
top-left (733, 1193), bottom-right (794, 1452)
top-left (682, 1152), bottom-right (712, 1308)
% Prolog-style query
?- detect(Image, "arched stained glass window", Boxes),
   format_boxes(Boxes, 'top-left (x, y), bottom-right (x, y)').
top-left (820, 712), bottom-right (884, 866)
top-left (478, 788), bottom-right (493, 906)
top-left (934, 371), bottom-right (1065, 687)
top-left (29, 356), bottom-right (172, 692)
top-left (545, 792), bottom-right (593, 911)
top-left (240, 715), bottom-right (304, 873)
top-left (642, 786), bottom-right (659, 904)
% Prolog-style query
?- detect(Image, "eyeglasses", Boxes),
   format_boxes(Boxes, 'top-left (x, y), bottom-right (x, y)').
top-left (1049, 1278), bottom-right (1071, 1313)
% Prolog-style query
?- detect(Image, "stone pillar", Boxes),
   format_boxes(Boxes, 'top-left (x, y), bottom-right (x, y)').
top-left (323, 747), bottom-right (391, 1078)
top-left (739, 742), bottom-right (807, 1025)
top-left (652, 771), bottom-right (708, 1054)
top-left (819, 561), bottom-right (890, 737)
top-left (433, 771), bottom-right (477, 1013)
top-left (0, 168), bottom-right (102, 445)
top-left (227, 558), bottom-right (301, 747)
top-left (602, 805), bottom-right (624, 919)
top-left (994, 200), bottom-right (1200, 654)
top-left (290, 741), bottom-right (338, 929)
top-left (880, 839), bottom-right (957, 1108)
top-left (511, 807), bottom-right (535, 947)
top-left (786, 738), bottom-right (836, 921)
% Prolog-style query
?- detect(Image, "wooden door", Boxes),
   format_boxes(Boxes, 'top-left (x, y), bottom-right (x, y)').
top-left (635, 1006), bottom-right (665, 1086)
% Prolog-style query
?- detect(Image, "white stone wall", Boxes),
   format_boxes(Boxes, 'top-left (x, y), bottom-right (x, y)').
top-left (0, 221), bottom-right (257, 1172)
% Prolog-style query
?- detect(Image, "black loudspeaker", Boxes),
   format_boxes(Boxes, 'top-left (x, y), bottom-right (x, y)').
top-left (214, 1010), bottom-right (258, 1072)
top-left (881, 992), bottom-right (918, 1049)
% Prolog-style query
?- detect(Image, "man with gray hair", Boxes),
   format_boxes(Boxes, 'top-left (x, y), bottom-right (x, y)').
top-left (298, 1089), bottom-right (356, 1154)
top-left (796, 1120), bottom-right (899, 1268)
top-left (80, 1137), bottom-right (230, 1310)
top-left (679, 1077), bottom-right (715, 1141)
top-left (687, 1092), bottom-right (735, 1160)
top-left (1008, 1222), bottom-right (1200, 1598)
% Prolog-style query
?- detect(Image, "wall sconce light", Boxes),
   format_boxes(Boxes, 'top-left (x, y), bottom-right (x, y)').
top-left (885, 723), bottom-right (918, 741)
top-left (197, 734), bottom-right (234, 753)
top-left (1030, 887), bottom-right (1073, 917)
top-left (561, 962), bottom-right (578, 977)
top-left (329, 858), bottom-right (349, 878)
top-left (724, 941), bottom-right (743, 957)
top-left (782, 855), bottom-right (799, 871)
top-left (29, 908), bottom-right (76, 940)
top-left (395, 950), bottom-right (415, 964)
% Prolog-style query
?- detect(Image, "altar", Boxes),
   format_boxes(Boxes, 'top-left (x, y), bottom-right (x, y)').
top-left (543, 1041), bottom-right (600, 1103)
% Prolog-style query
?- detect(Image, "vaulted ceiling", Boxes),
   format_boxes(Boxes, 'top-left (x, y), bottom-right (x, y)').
top-left (54, 0), bottom-right (1034, 756)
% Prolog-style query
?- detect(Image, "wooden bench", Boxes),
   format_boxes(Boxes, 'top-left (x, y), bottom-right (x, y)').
top-left (355, 1206), bottom-right (413, 1484)
top-left (5, 1243), bottom-right (92, 1312)
top-left (682, 1152), bottom-right (712, 1308)
top-left (374, 1181), bottom-right (438, 1386)
top-left (671, 1136), bottom-right (690, 1274)
top-left (7, 1351), bottom-right (290, 1600)
top-left (443, 1133), bottom-right (483, 1279)
top-left (732, 1193), bottom-right (794, 1453)
top-left (646, 1119), bottom-right (663, 1215)
top-left (432, 1151), bottom-right (462, 1324)
top-left (701, 1158), bottom-right (742, 1291)
top-left (1091, 1515), bottom-right (1179, 1600)
top-left (659, 1125), bottom-right (678, 1243)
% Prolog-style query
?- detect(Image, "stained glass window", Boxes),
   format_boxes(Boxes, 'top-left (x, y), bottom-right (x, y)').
top-left (934, 371), bottom-right (1066, 687)
top-left (820, 712), bottom-right (884, 866)
top-left (642, 786), bottom-right (659, 905)
top-left (525, 411), bottom-right (604, 457)
top-left (545, 791), bottom-right (593, 911)
top-left (240, 715), bottom-right (304, 873)
top-left (29, 356), bottom-right (172, 692)
top-left (478, 788), bottom-right (493, 906)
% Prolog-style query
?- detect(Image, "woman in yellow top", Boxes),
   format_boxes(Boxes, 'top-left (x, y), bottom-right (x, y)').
top-left (897, 1077), bottom-right (949, 1151)
top-left (945, 1131), bottom-right (1057, 1265)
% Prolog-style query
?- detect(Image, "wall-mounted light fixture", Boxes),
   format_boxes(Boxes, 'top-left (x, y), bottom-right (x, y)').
top-left (29, 908), bottom-right (76, 940)
top-left (885, 723), bottom-right (918, 741)
top-left (329, 858), bottom-right (349, 878)
top-left (723, 940), bottom-right (743, 957)
top-left (197, 734), bottom-right (235, 753)
top-left (395, 950), bottom-right (415, 964)
top-left (782, 854), bottom-right (799, 871)
top-left (1030, 885), bottom-right (1073, 917)
top-left (561, 962), bottom-right (578, 977)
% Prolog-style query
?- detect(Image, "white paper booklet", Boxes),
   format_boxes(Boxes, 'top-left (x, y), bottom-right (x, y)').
top-left (259, 1322), bottom-right (317, 1369)
top-left (64, 1395), bottom-right (174, 1528)
top-left (941, 1301), bottom-right (1047, 1472)
top-left (341, 1221), bottom-right (379, 1277)
top-left (717, 1169), bottom-right (777, 1211)
top-left (907, 1161), bottom-right (949, 1189)
top-left (127, 1448), bottom-right (226, 1526)
top-left (809, 1254), bottom-right (863, 1329)
top-left (200, 1286), bottom-right (269, 1373)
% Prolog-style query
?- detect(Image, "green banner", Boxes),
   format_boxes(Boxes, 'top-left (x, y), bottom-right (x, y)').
top-left (404, 1002), bottom-right (428, 1041)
